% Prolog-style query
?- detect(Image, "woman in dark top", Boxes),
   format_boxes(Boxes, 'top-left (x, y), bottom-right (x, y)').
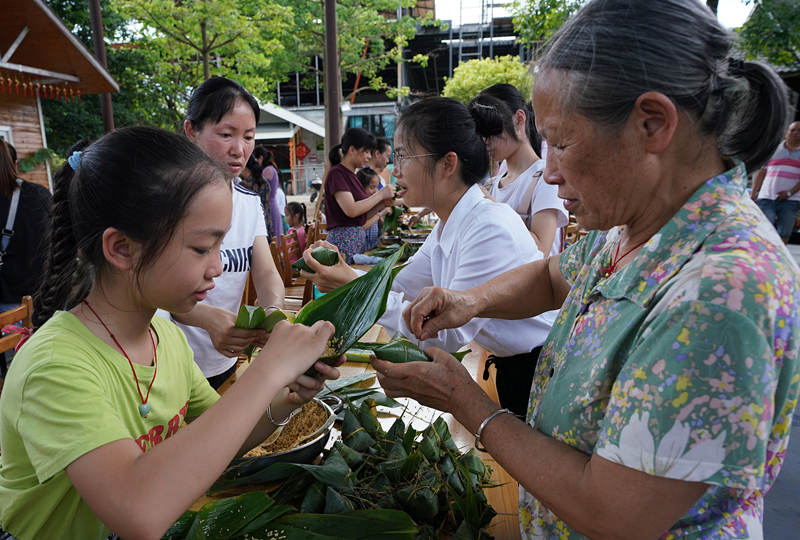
top-left (0, 141), bottom-right (51, 312)
top-left (323, 128), bottom-right (395, 263)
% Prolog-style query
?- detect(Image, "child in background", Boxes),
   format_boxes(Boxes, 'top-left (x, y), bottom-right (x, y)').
top-left (2, 127), bottom-right (338, 540)
top-left (285, 201), bottom-right (307, 262)
top-left (357, 168), bottom-right (392, 251)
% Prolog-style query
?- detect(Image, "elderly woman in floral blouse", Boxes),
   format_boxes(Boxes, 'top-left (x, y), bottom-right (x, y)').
top-left (371, 1), bottom-right (800, 538)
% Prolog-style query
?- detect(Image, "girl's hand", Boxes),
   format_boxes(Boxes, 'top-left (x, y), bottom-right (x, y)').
top-left (252, 319), bottom-right (335, 386)
top-left (299, 241), bottom-right (359, 292)
top-left (379, 207), bottom-right (393, 218)
top-left (371, 346), bottom-right (478, 413)
top-left (206, 308), bottom-right (267, 357)
top-left (286, 355), bottom-right (344, 405)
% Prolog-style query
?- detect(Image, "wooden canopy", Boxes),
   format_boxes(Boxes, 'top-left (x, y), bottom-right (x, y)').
top-left (0, 0), bottom-right (118, 96)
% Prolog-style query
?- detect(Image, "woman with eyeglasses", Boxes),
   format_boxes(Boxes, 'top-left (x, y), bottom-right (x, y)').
top-left (323, 128), bottom-right (396, 263)
top-left (301, 97), bottom-right (555, 416)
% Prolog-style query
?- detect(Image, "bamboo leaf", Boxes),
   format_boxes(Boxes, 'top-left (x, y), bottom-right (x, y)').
top-left (294, 245), bottom-right (407, 361)
top-left (185, 491), bottom-right (273, 540)
top-left (373, 337), bottom-right (471, 364)
top-left (266, 509), bottom-right (418, 539)
top-left (292, 246), bottom-right (340, 273)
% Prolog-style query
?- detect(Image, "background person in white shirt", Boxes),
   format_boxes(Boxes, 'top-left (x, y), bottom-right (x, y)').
top-left (470, 84), bottom-right (568, 257)
top-left (301, 97), bottom-right (556, 416)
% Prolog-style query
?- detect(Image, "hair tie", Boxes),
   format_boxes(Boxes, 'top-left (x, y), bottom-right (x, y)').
top-left (67, 151), bottom-right (82, 171)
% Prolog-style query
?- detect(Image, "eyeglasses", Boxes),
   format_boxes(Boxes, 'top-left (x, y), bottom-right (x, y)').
top-left (391, 152), bottom-right (435, 170)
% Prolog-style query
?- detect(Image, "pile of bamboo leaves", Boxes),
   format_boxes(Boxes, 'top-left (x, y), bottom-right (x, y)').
top-left (207, 399), bottom-right (497, 539)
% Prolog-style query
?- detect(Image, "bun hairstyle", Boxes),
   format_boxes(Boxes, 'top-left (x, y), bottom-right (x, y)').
top-left (538, 0), bottom-right (789, 172)
top-left (34, 127), bottom-right (226, 327)
top-left (185, 75), bottom-right (260, 131)
top-left (328, 128), bottom-right (377, 166)
top-left (469, 83), bottom-right (542, 156)
top-left (397, 97), bottom-right (489, 186)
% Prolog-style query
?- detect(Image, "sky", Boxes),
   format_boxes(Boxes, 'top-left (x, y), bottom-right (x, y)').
top-left (434, 0), bottom-right (753, 30)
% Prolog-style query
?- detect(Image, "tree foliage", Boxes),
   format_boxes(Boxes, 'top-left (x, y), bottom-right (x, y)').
top-left (41, 0), bottom-right (429, 155)
top-left (442, 55), bottom-right (534, 104)
top-left (510, 0), bottom-right (583, 56)
top-left (739, 0), bottom-right (800, 67)
top-left (42, 0), bottom-right (179, 156)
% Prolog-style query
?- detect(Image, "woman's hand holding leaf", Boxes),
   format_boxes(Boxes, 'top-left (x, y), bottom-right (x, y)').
top-left (299, 241), bottom-right (359, 292)
top-left (402, 286), bottom-right (480, 341)
top-left (371, 346), bottom-right (479, 415)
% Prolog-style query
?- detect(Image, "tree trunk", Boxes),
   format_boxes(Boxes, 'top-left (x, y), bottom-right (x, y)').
top-left (706, 0), bottom-right (719, 15)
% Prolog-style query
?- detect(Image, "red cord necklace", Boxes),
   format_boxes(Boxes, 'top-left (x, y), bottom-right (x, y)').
top-left (83, 299), bottom-right (157, 418)
top-left (600, 235), bottom-right (649, 278)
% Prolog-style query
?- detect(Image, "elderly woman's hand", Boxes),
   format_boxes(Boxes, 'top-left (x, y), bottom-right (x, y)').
top-left (403, 286), bottom-right (482, 341)
top-left (298, 241), bottom-right (359, 292)
top-left (371, 346), bottom-right (481, 413)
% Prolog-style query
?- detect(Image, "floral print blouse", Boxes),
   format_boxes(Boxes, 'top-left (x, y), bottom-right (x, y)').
top-left (520, 164), bottom-right (800, 539)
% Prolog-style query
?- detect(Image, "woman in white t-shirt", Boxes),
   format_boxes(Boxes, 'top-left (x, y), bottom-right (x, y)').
top-left (469, 84), bottom-right (568, 256)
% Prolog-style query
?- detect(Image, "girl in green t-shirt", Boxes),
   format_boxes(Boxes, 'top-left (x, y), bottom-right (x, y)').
top-left (0, 127), bottom-right (340, 539)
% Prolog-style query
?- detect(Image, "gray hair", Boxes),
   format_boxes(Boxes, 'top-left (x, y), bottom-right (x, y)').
top-left (538, 0), bottom-right (789, 172)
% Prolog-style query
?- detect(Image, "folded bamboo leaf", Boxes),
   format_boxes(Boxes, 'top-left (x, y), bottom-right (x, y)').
top-left (382, 206), bottom-right (404, 235)
top-left (234, 304), bottom-right (289, 332)
top-left (185, 491), bottom-right (274, 540)
top-left (373, 337), bottom-right (471, 364)
top-left (301, 482), bottom-right (326, 514)
top-left (292, 246), bottom-right (339, 273)
top-left (293, 245), bottom-right (407, 364)
top-left (433, 417), bottom-right (460, 453)
top-left (334, 440), bottom-right (365, 469)
top-left (342, 409), bottom-right (376, 452)
top-left (420, 428), bottom-right (440, 463)
top-left (234, 305), bottom-right (290, 361)
top-left (267, 509), bottom-right (418, 539)
top-left (210, 449), bottom-right (350, 494)
top-left (356, 400), bottom-right (383, 438)
top-left (323, 486), bottom-right (354, 514)
top-left (318, 372), bottom-right (376, 395)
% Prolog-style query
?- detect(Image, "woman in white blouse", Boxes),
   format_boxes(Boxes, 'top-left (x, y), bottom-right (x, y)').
top-left (470, 84), bottom-right (568, 257)
top-left (301, 97), bottom-right (555, 416)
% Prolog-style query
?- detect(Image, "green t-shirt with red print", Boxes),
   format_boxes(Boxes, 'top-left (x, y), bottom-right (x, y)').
top-left (0, 312), bottom-right (219, 539)
top-left (521, 163), bottom-right (800, 539)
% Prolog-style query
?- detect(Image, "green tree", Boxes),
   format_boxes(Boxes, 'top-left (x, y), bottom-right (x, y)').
top-left (42, 0), bottom-right (179, 156)
top-left (739, 0), bottom-right (800, 66)
top-left (442, 55), bottom-right (534, 104)
top-left (511, 0), bottom-right (583, 56)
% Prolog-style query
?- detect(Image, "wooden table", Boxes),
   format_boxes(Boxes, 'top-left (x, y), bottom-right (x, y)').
top-left (206, 325), bottom-right (521, 539)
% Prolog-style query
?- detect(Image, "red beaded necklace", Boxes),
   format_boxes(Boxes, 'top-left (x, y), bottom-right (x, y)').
top-left (83, 300), bottom-right (157, 418)
top-left (600, 236), bottom-right (649, 278)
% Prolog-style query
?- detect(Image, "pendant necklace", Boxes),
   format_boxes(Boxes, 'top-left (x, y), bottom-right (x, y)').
top-left (83, 299), bottom-right (157, 418)
top-left (600, 235), bottom-right (649, 278)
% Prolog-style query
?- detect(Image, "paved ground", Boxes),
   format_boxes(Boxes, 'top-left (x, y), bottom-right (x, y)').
top-left (765, 244), bottom-right (800, 539)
